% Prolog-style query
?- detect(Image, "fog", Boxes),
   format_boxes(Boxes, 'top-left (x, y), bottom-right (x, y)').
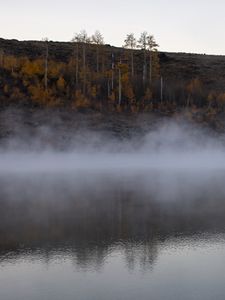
top-left (0, 110), bottom-right (225, 204)
top-left (0, 111), bottom-right (225, 175)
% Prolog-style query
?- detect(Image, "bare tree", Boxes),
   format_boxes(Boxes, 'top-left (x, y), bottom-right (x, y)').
top-left (72, 30), bottom-right (90, 95)
top-left (137, 32), bottom-right (148, 85)
top-left (160, 76), bottom-right (163, 103)
top-left (71, 37), bottom-right (80, 88)
top-left (111, 52), bottom-right (115, 90)
top-left (123, 33), bottom-right (136, 77)
top-left (118, 61), bottom-right (122, 106)
top-left (91, 30), bottom-right (104, 73)
top-left (146, 35), bottom-right (159, 85)
top-left (42, 38), bottom-right (49, 91)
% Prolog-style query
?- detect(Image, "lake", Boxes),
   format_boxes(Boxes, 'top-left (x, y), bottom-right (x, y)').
top-left (0, 171), bottom-right (225, 300)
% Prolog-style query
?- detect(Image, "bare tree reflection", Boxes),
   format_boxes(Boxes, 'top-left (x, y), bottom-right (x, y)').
top-left (0, 172), bottom-right (225, 271)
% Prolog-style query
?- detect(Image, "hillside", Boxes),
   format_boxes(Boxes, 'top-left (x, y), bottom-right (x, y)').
top-left (0, 38), bottom-right (225, 113)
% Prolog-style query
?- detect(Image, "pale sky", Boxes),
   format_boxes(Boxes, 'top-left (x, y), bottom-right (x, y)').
top-left (0, 0), bottom-right (225, 55)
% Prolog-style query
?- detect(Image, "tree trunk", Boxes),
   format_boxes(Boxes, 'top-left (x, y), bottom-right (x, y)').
top-left (82, 43), bottom-right (86, 95)
top-left (149, 51), bottom-right (152, 85)
top-left (118, 67), bottom-right (122, 106)
top-left (101, 52), bottom-right (105, 73)
top-left (44, 42), bottom-right (48, 91)
top-left (107, 79), bottom-right (110, 98)
top-left (111, 70), bottom-right (114, 90)
top-left (111, 53), bottom-right (115, 90)
top-left (131, 51), bottom-right (134, 77)
top-left (143, 50), bottom-right (147, 85)
top-left (75, 43), bottom-right (79, 88)
top-left (96, 47), bottom-right (99, 73)
top-left (160, 76), bottom-right (163, 103)
top-left (187, 95), bottom-right (191, 107)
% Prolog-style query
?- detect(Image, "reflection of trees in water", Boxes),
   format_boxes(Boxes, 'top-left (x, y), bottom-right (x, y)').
top-left (124, 240), bottom-right (158, 272)
top-left (0, 174), bottom-right (225, 269)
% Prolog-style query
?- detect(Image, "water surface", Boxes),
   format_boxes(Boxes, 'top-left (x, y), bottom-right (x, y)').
top-left (0, 172), bottom-right (225, 300)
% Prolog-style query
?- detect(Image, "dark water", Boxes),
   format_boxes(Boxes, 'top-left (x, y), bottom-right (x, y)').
top-left (0, 172), bottom-right (225, 300)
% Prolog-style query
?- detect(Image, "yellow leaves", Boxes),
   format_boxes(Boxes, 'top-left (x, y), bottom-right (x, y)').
top-left (20, 58), bottom-right (65, 79)
top-left (123, 84), bottom-right (135, 101)
top-left (3, 55), bottom-right (17, 72)
top-left (21, 59), bottom-right (43, 77)
top-left (108, 91), bottom-right (116, 102)
top-left (117, 62), bottom-right (128, 74)
top-left (48, 61), bottom-right (65, 78)
top-left (121, 72), bottom-right (129, 84)
top-left (56, 76), bottom-right (66, 91)
top-left (151, 51), bottom-right (160, 79)
top-left (28, 83), bottom-right (60, 107)
top-left (217, 92), bottom-right (225, 103)
top-left (3, 84), bottom-right (9, 95)
top-left (28, 84), bottom-right (46, 102)
top-left (143, 87), bottom-right (153, 101)
top-left (90, 85), bottom-right (97, 99)
top-left (71, 90), bottom-right (90, 110)
top-left (186, 78), bottom-right (202, 94)
top-left (117, 62), bottom-right (135, 102)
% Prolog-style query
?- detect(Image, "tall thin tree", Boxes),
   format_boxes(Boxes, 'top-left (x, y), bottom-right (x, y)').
top-left (123, 33), bottom-right (136, 77)
top-left (43, 38), bottom-right (49, 91)
top-left (146, 35), bottom-right (159, 85)
top-left (111, 52), bottom-right (115, 90)
top-left (118, 61), bottom-right (122, 106)
top-left (137, 32), bottom-right (148, 85)
top-left (71, 37), bottom-right (80, 89)
top-left (160, 76), bottom-right (163, 103)
top-left (72, 30), bottom-right (90, 95)
top-left (91, 30), bottom-right (104, 73)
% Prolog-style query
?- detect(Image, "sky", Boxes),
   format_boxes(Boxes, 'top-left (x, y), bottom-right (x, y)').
top-left (0, 0), bottom-right (225, 55)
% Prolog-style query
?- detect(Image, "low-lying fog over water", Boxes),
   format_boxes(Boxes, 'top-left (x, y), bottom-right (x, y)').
top-left (1, 110), bottom-right (225, 300)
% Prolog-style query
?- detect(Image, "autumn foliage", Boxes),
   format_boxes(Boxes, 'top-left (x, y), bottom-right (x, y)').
top-left (0, 32), bottom-right (224, 113)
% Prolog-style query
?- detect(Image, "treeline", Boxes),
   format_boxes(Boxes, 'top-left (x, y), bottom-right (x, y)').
top-left (0, 31), bottom-right (225, 113)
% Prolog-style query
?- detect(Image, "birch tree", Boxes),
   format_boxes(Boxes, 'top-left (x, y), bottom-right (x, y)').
top-left (137, 32), bottom-right (148, 84)
top-left (72, 30), bottom-right (90, 95)
top-left (146, 35), bottom-right (159, 85)
top-left (111, 52), bottom-right (115, 90)
top-left (71, 36), bottom-right (80, 88)
top-left (118, 61), bottom-right (122, 106)
top-left (160, 76), bottom-right (163, 103)
top-left (123, 33), bottom-right (136, 77)
top-left (91, 30), bottom-right (104, 73)
top-left (42, 38), bottom-right (49, 91)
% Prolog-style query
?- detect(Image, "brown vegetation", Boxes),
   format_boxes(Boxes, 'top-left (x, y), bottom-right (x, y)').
top-left (0, 35), bottom-right (225, 113)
